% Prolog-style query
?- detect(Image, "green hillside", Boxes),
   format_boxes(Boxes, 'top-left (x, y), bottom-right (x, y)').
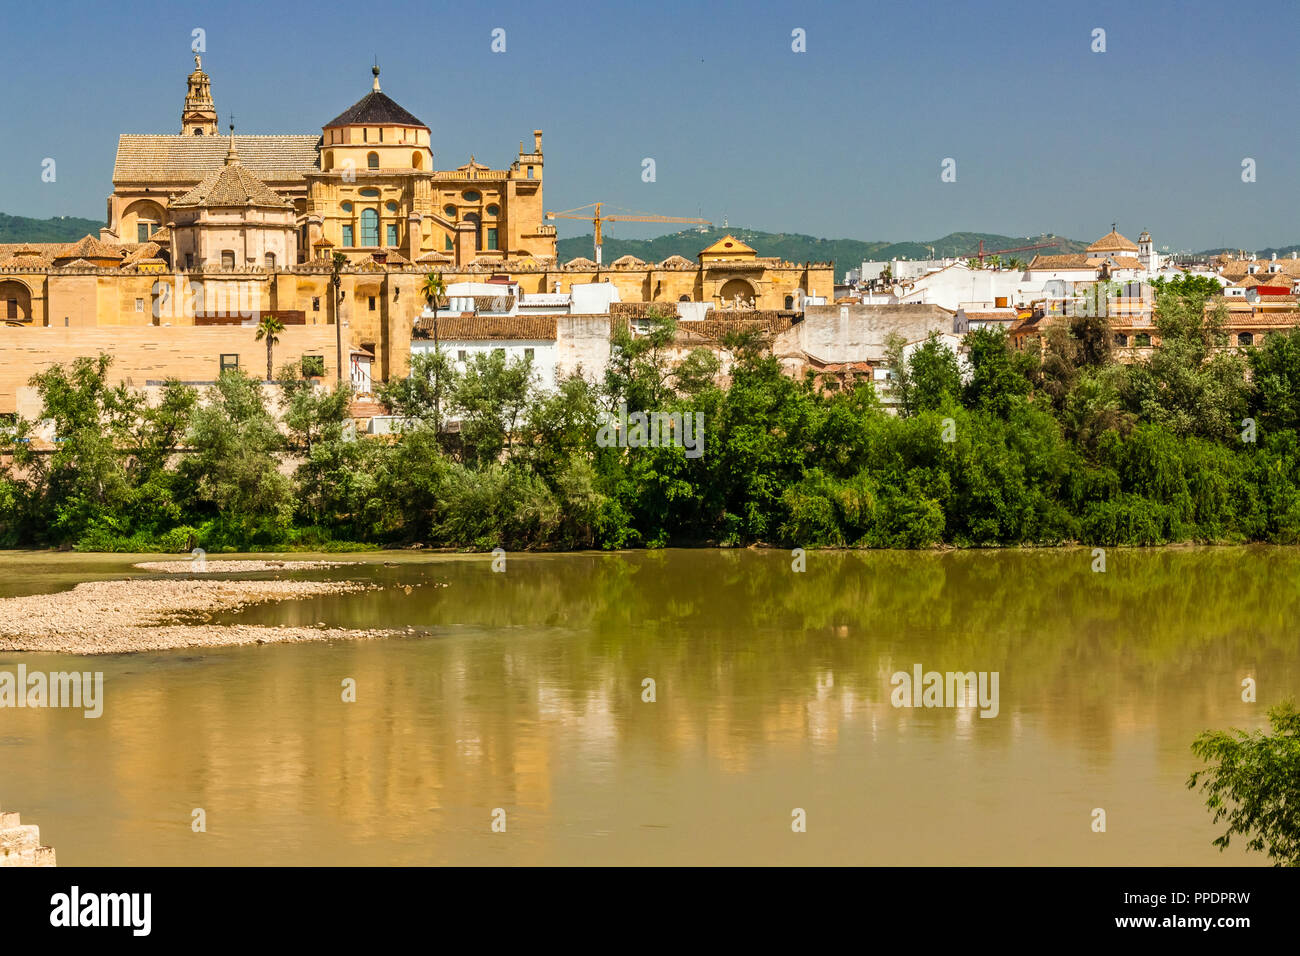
top-left (556, 227), bottom-right (1089, 275)
top-left (0, 213), bottom-right (103, 244)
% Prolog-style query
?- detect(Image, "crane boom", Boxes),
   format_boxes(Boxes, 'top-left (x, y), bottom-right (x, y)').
top-left (962, 238), bottom-right (1060, 264)
top-left (546, 202), bottom-right (711, 264)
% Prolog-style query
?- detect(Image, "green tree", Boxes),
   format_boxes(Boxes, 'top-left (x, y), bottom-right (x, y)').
top-left (1188, 701), bottom-right (1300, 866)
top-left (255, 314), bottom-right (285, 382)
top-left (906, 333), bottom-right (963, 414)
top-left (1248, 327), bottom-right (1300, 434)
top-left (419, 271), bottom-right (448, 424)
top-left (453, 350), bottom-right (535, 464)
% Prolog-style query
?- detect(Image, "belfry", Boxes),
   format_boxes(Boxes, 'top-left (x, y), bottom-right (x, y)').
top-left (182, 55), bottom-right (219, 135)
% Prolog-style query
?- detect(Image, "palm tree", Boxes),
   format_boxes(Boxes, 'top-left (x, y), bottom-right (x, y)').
top-left (255, 314), bottom-right (285, 382)
top-left (420, 271), bottom-right (447, 427)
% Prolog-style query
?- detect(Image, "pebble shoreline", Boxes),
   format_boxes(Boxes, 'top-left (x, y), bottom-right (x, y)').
top-left (0, 578), bottom-right (395, 655)
top-left (133, 559), bottom-right (358, 573)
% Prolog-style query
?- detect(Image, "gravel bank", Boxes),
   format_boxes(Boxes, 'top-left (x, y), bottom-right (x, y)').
top-left (133, 559), bottom-right (359, 573)
top-left (0, 579), bottom-right (396, 655)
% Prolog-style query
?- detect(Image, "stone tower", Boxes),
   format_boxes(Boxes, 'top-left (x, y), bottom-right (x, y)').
top-left (182, 55), bottom-right (219, 136)
top-left (1137, 230), bottom-right (1157, 273)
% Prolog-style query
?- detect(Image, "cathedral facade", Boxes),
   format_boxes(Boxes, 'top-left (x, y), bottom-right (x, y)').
top-left (105, 58), bottom-right (556, 267)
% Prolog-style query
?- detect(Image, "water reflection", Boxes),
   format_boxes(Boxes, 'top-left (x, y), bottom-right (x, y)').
top-left (0, 547), bottom-right (1296, 865)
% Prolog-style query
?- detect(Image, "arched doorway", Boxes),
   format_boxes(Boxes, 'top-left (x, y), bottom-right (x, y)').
top-left (121, 198), bottom-right (168, 244)
top-left (719, 277), bottom-right (755, 307)
top-left (0, 280), bottom-right (33, 323)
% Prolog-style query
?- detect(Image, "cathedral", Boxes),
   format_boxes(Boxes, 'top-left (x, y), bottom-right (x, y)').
top-left (104, 57), bottom-right (556, 267)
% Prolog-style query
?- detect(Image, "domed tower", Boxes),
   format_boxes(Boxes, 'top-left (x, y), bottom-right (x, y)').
top-left (181, 55), bottom-right (219, 136)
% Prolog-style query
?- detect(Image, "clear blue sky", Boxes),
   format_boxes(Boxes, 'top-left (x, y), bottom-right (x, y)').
top-left (3, 0), bottom-right (1296, 251)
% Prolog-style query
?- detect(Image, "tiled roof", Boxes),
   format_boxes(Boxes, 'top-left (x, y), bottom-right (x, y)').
top-left (57, 235), bottom-right (125, 261)
top-left (657, 255), bottom-right (695, 269)
top-left (1107, 256), bottom-right (1143, 269)
top-left (324, 90), bottom-right (426, 129)
top-left (172, 158), bottom-right (291, 208)
top-left (416, 315), bottom-right (557, 340)
top-left (1087, 229), bottom-right (1139, 253)
top-left (113, 134), bottom-right (320, 184)
top-left (1028, 254), bottom-right (1097, 270)
top-left (609, 255), bottom-right (648, 268)
top-left (563, 257), bottom-right (597, 270)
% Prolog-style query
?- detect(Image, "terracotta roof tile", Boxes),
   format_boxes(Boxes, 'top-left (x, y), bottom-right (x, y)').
top-left (113, 134), bottom-right (320, 184)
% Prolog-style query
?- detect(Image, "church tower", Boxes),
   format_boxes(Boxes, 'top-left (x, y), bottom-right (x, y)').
top-left (1137, 230), bottom-right (1158, 273)
top-left (181, 55), bottom-right (219, 135)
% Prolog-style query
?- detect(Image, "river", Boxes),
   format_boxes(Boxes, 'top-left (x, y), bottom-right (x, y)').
top-left (1, 547), bottom-right (1295, 865)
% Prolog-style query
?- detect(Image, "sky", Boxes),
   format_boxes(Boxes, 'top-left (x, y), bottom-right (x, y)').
top-left (2, 0), bottom-right (1297, 252)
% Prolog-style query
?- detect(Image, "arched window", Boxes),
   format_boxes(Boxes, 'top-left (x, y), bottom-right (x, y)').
top-left (367, 152), bottom-right (379, 169)
top-left (361, 208), bottom-right (379, 246)
top-left (192, 128), bottom-right (203, 135)
top-left (679, 295), bottom-right (691, 302)
top-left (341, 202), bottom-right (353, 213)
top-left (526, 166), bottom-right (534, 179)
top-left (385, 202), bottom-right (399, 213)
top-left (464, 212), bottom-right (481, 250)
top-left (1238, 332), bottom-right (1254, 346)
top-left (412, 151), bottom-right (423, 169)
top-left (264, 252), bottom-right (276, 270)
top-left (486, 204), bottom-right (499, 216)
top-left (444, 205), bottom-right (456, 218)
top-left (221, 250), bottom-right (235, 269)
top-left (784, 295), bottom-right (795, 309)
top-left (324, 150), bottom-right (333, 170)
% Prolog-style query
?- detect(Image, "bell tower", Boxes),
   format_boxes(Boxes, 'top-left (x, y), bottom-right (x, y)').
top-left (182, 55), bottom-right (219, 135)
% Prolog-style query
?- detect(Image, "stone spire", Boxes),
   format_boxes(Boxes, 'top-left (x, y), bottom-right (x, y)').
top-left (182, 54), bottom-right (219, 135)
top-left (225, 115), bottom-right (240, 165)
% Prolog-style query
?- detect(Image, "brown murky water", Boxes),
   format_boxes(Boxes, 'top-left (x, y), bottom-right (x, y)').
top-left (1, 547), bottom-right (1295, 865)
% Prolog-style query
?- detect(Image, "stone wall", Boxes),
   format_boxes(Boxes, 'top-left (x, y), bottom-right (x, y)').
top-left (0, 804), bottom-right (56, 866)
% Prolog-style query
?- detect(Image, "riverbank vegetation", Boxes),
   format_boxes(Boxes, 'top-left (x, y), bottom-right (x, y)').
top-left (2, 281), bottom-right (1300, 552)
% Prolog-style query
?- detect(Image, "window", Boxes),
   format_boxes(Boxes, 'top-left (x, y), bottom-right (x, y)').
top-left (412, 150), bottom-right (423, 169)
top-left (6, 299), bottom-right (18, 319)
top-left (445, 235), bottom-right (453, 251)
top-left (363, 128), bottom-right (368, 142)
top-left (312, 297), bottom-right (320, 312)
top-left (185, 253), bottom-right (194, 270)
top-left (486, 228), bottom-right (498, 250)
top-left (342, 225), bottom-right (354, 247)
top-left (1238, 332), bottom-right (1254, 346)
top-left (784, 295), bottom-right (794, 309)
top-left (361, 208), bottom-right (379, 246)
top-left (457, 350), bottom-right (467, 362)
top-left (135, 298), bottom-right (144, 312)
top-left (443, 205), bottom-right (456, 218)
top-left (465, 213), bottom-right (481, 250)
top-left (219, 354), bottom-right (239, 372)
top-left (359, 188), bottom-right (380, 198)
top-left (378, 128), bottom-right (384, 143)
top-left (193, 127), bottom-right (203, 135)
top-left (387, 224), bottom-right (398, 246)
top-left (523, 348), bottom-right (534, 361)
top-left (221, 250), bottom-right (235, 268)
top-left (367, 152), bottom-right (379, 169)
top-left (526, 166), bottom-right (534, 179)
top-left (137, 222), bottom-right (151, 242)
top-left (1135, 333), bottom-right (1151, 347)
top-left (486, 204), bottom-right (499, 216)
top-left (385, 201), bottom-right (399, 212)
top-left (301, 355), bottom-right (326, 377)
top-left (264, 253), bottom-right (276, 270)
top-left (324, 150), bottom-right (333, 169)
top-left (1113, 333), bottom-right (1128, 347)
top-left (368, 296), bottom-right (376, 311)
top-left (463, 190), bottom-right (481, 202)
top-left (341, 202), bottom-right (353, 213)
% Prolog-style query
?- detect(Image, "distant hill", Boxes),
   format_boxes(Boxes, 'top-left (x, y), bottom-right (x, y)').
top-left (0, 213), bottom-right (102, 244)
top-left (556, 227), bottom-right (1090, 275)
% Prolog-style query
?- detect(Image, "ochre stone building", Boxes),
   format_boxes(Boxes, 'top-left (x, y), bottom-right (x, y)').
top-left (0, 57), bottom-right (834, 412)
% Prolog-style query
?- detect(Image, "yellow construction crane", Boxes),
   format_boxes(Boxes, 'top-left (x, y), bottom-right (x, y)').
top-left (545, 202), bottom-right (712, 266)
